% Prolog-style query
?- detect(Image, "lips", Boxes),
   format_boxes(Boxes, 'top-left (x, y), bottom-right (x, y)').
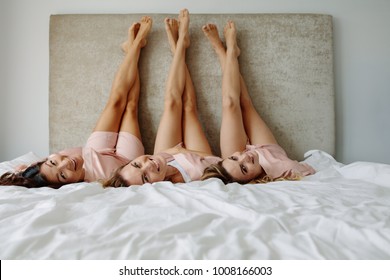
top-left (69, 157), bottom-right (77, 171)
top-left (248, 154), bottom-right (254, 164)
top-left (150, 158), bottom-right (160, 172)
top-left (244, 151), bottom-right (257, 164)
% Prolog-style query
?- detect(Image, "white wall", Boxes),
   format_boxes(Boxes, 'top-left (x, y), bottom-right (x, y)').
top-left (1, 0), bottom-right (390, 164)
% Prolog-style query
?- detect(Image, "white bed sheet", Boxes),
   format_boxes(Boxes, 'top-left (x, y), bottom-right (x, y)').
top-left (0, 151), bottom-right (389, 260)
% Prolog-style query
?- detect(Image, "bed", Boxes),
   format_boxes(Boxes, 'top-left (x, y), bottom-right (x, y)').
top-left (1, 14), bottom-right (389, 260)
top-left (1, 150), bottom-right (390, 259)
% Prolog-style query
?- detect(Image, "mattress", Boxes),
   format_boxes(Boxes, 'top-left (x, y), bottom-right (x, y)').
top-left (1, 150), bottom-right (389, 259)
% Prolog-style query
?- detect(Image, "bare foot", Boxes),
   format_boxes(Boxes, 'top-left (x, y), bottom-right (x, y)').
top-left (164, 18), bottom-right (179, 54)
top-left (135, 16), bottom-right (153, 48)
top-left (121, 22), bottom-right (140, 53)
top-left (178, 9), bottom-right (190, 48)
top-left (202, 23), bottom-right (225, 55)
top-left (224, 20), bottom-right (240, 57)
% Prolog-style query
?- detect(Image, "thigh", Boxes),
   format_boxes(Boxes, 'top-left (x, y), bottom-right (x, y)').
top-left (240, 78), bottom-right (277, 146)
top-left (153, 99), bottom-right (183, 155)
top-left (93, 100), bottom-right (125, 133)
top-left (182, 67), bottom-right (212, 154)
top-left (220, 103), bottom-right (248, 158)
top-left (241, 104), bottom-right (277, 146)
top-left (183, 109), bottom-right (212, 155)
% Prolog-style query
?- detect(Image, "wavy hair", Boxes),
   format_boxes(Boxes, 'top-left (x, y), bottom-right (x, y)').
top-left (201, 161), bottom-right (301, 184)
top-left (0, 161), bottom-right (61, 188)
top-left (101, 165), bottom-right (128, 188)
top-left (201, 161), bottom-right (236, 184)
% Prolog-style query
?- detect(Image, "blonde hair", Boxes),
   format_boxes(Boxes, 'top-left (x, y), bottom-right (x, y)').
top-left (201, 162), bottom-right (235, 184)
top-left (202, 161), bottom-right (302, 184)
top-left (101, 166), bottom-right (128, 188)
top-left (252, 172), bottom-right (302, 184)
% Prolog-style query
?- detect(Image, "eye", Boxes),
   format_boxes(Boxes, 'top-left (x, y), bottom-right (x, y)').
top-left (143, 174), bottom-right (149, 183)
top-left (49, 160), bottom-right (56, 166)
top-left (229, 156), bottom-right (238, 161)
top-left (240, 164), bottom-right (248, 174)
top-left (131, 162), bottom-right (141, 168)
top-left (60, 172), bottom-right (67, 180)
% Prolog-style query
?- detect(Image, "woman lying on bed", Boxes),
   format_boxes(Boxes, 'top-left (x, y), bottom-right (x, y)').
top-left (201, 21), bottom-right (315, 184)
top-left (0, 16), bottom-right (153, 188)
top-left (103, 9), bottom-right (221, 187)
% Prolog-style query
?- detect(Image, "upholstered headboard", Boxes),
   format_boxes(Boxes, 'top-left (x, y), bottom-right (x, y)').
top-left (50, 14), bottom-right (335, 160)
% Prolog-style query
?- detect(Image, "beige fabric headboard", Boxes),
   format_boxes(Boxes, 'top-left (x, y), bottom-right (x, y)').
top-left (50, 14), bottom-right (335, 160)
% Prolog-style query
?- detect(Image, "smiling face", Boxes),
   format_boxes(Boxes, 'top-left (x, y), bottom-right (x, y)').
top-left (119, 154), bottom-right (168, 185)
top-left (221, 150), bottom-right (263, 183)
top-left (39, 150), bottom-right (85, 184)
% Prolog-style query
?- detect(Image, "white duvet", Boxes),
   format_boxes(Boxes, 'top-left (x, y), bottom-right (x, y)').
top-left (0, 150), bottom-right (389, 259)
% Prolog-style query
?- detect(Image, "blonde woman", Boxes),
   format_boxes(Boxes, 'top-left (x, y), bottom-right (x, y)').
top-left (104, 9), bottom-right (221, 187)
top-left (201, 21), bottom-right (315, 184)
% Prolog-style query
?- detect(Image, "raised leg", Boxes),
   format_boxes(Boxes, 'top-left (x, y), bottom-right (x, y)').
top-left (203, 22), bottom-right (277, 153)
top-left (154, 9), bottom-right (190, 154)
top-left (165, 17), bottom-right (212, 154)
top-left (118, 71), bottom-right (142, 140)
top-left (203, 22), bottom-right (247, 158)
top-left (239, 76), bottom-right (278, 146)
top-left (93, 17), bottom-right (152, 133)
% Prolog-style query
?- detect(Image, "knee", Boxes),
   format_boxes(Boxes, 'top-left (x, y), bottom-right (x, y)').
top-left (222, 95), bottom-right (241, 112)
top-left (164, 96), bottom-right (183, 112)
top-left (183, 97), bottom-right (197, 114)
top-left (106, 96), bottom-right (127, 112)
top-left (124, 100), bottom-right (138, 117)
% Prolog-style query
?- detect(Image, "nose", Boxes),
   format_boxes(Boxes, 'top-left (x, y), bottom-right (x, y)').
top-left (58, 157), bottom-right (72, 170)
top-left (239, 153), bottom-right (251, 163)
top-left (142, 160), bottom-right (154, 171)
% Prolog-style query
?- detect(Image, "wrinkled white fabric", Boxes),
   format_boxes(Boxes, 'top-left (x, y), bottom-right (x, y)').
top-left (1, 151), bottom-right (389, 259)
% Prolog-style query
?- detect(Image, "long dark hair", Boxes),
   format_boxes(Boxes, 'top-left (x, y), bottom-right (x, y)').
top-left (0, 161), bottom-right (61, 189)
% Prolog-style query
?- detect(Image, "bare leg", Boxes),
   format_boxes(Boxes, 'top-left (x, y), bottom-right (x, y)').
top-left (203, 23), bottom-right (277, 150)
top-left (93, 17), bottom-right (152, 133)
top-left (154, 9), bottom-right (190, 154)
top-left (165, 18), bottom-right (212, 154)
top-left (118, 71), bottom-right (142, 139)
top-left (203, 22), bottom-right (247, 158)
top-left (117, 22), bottom-right (142, 140)
top-left (239, 76), bottom-right (278, 146)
